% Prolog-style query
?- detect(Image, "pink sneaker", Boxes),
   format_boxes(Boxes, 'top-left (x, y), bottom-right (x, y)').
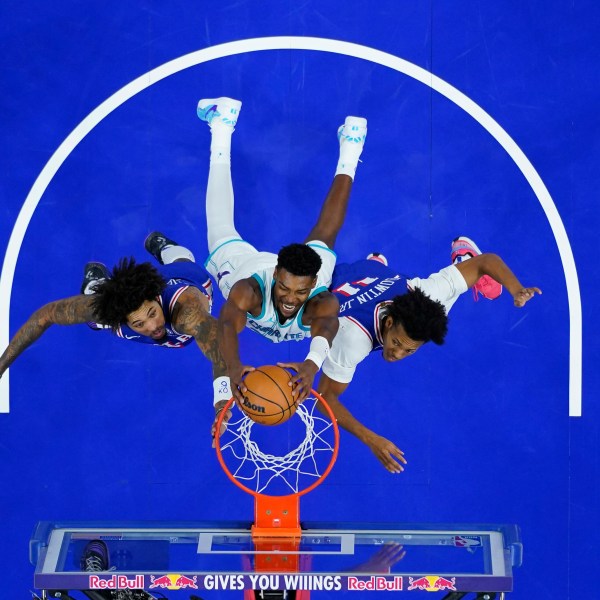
top-left (451, 236), bottom-right (502, 301)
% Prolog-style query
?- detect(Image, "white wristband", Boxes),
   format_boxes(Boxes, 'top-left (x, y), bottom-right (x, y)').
top-left (213, 376), bottom-right (232, 406)
top-left (305, 335), bottom-right (330, 370)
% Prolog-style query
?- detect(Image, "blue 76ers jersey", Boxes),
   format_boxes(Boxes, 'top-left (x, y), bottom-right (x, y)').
top-left (89, 262), bottom-right (212, 349)
top-left (331, 259), bottom-right (408, 353)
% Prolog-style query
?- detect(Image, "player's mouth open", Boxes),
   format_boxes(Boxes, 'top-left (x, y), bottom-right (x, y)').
top-left (280, 303), bottom-right (297, 316)
top-left (151, 327), bottom-right (165, 339)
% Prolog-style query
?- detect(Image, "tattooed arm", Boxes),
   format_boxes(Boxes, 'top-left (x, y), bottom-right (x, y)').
top-left (171, 287), bottom-right (228, 380)
top-left (172, 287), bottom-right (232, 442)
top-left (0, 295), bottom-right (97, 378)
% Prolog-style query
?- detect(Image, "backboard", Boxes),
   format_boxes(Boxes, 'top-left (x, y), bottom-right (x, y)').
top-left (31, 520), bottom-right (522, 596)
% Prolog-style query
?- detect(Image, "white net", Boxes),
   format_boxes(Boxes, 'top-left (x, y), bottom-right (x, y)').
top-left (218, 397), bottom-right (336, 495)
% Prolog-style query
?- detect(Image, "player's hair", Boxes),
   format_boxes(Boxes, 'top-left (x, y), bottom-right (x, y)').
top-left (91, 257), bottom-right (166, 330)
top-left (276, 243), bottom-right (322, 278)
top-left (387, 288), bottom-right (448, 345)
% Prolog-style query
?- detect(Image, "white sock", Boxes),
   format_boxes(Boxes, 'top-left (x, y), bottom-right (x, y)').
top-left (206, 162), bottom-right (240, 250)
top-left (83, 279), bottom-right (105, 296)
top-left (161, 245), bottom-right (195, 264)
top-left (210, 123), bottom-right (234, 165)
top-left (335, 139), bottom-right (365, 179)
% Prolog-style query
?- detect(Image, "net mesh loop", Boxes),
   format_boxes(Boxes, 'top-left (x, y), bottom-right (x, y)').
top-left (218, 397), bottom-right (335, 495)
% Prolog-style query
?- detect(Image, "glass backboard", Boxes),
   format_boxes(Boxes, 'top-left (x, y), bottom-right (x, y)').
top-left (30, 520), bottom-right (521, 596)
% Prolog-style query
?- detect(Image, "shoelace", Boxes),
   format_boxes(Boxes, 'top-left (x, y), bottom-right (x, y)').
top-left (472, 275), bottom-right (501, 301)
top-left (83, 553), bottom-right (106, 572)
top-left (472, 276), bottom-right (488, 301)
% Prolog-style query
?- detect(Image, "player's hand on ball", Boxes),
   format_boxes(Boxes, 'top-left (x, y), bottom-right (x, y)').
top-left (229, 363), bottom-right (255, 403)
top-left (277, 360), bottom-right (318, 403)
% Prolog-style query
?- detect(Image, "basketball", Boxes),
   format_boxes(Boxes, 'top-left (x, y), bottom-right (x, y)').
top-left (239, 365), bottom-right (297, 425)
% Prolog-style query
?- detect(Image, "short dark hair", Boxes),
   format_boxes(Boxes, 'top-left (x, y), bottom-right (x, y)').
top-left (91, 258), bottom-right (166, 330)
top-left (276, 243), bottom-right (322, 278)
top-left (386, 288), bottom-right (448, 345)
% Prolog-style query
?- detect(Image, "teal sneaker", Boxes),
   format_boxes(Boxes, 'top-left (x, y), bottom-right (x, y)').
top-left (197, 97), bottom-right (242, 128)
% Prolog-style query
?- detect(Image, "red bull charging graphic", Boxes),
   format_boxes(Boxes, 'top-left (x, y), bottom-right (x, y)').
top-left (407, 575), bottom-right (457, 591)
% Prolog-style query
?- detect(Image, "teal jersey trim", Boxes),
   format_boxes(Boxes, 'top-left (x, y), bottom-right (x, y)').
top-left (297, 285), bottom-right (329, 331)
top-left (306, 242), bottom-right (337, 258)
top-left (203, 238), bottom-right (246, 268)
top-left (249, 274), bottom-right (267, 320)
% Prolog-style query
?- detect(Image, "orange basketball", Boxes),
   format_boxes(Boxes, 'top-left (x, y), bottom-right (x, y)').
top-left (240, 365), bottom-right (297, 425)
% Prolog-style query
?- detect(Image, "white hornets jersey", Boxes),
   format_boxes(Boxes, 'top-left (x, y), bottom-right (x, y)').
top-left (244, 243), bottom-right (336, 343)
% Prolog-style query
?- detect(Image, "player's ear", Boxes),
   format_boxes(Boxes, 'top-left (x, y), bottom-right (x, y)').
top-left (384, 316), bottom-right (394, 330)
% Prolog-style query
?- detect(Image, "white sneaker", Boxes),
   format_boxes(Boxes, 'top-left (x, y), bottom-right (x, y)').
top-left (335, 116), bottom-right (367, 178)
top-left (197, 97), bottom-right (242, 128)
top-left (337, 116), bottom-right (367, 147)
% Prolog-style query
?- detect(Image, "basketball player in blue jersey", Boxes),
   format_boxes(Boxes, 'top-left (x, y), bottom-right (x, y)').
top-left (318, 237), bottom-right (542, 473)
top-left (0, 232), bottom-right (232, 421)
top-left (197, 97), bottom-right (367, 404)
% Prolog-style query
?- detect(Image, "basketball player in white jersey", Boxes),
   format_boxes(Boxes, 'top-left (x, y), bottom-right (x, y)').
top-left (197, 97), bottom-right (367, 405)
top-left (319, 240), bottom-right (541, 473)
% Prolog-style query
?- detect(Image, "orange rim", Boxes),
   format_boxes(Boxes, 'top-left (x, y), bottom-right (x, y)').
top-left (215, 389), bottom-right (339, 499)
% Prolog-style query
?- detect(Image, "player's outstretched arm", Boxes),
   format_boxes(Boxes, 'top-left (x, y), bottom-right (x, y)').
top-left (0, 295), bottom-right (96, 378)
top-left (218, 279), bottom-right (257, 403)
top-left (278, 292), bottom-right (339, 403)
top-left (454, 253), bottom-right (542, 307)
top-left (172, 287), bottom-right (228, 379)
top-left (317, 373), bottom-right (407, 474)
top-left (210, 401), bottom-right (232, 449)
top-left (172, 287), bottom-right (234, 445)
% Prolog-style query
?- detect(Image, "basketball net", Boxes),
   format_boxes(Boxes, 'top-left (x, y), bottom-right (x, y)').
top-left (215, 391), bottom-right (339, 540)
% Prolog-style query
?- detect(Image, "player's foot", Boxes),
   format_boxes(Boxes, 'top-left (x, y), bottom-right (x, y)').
top-left (451, 236), bottom-right (502, 301)
top-left (80, 539), bottom-right (109, 572)
top-left (80, 262), bottom-right (109, 295)
top-left (144, 231), bottom-right (179, 265)
top-left (336, 116), bottom-right (367, 179)
top-left (367, 252), bottom-right (388, 266)
top-left (197, 97), bottom-right (242, 129)
top-left (338, 116), bottom-right (367, 149)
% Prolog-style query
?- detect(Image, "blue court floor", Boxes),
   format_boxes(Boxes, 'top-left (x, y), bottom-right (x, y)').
top-left (1, 2), bottom-right (598, 598)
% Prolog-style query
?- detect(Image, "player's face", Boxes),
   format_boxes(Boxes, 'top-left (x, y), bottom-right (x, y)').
top-left (272, 268), bottom-right (317, 320)
top-left (381, 317), bottom-right (424, 362)
top-left (126, 299), bottom-right (166, 340)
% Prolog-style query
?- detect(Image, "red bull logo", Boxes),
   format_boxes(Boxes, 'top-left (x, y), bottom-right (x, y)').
top-left (89, 575), bottom-right (144, 590)
top-left (347, 576), bottom-right (403, 590)
top-left (149, 573), bottom-right (198, 590)
top-left (406, 575), bottom-right (456, 591)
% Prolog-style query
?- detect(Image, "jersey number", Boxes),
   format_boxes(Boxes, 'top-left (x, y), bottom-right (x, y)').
top-left (333, 277), bottom-right (379, 297)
